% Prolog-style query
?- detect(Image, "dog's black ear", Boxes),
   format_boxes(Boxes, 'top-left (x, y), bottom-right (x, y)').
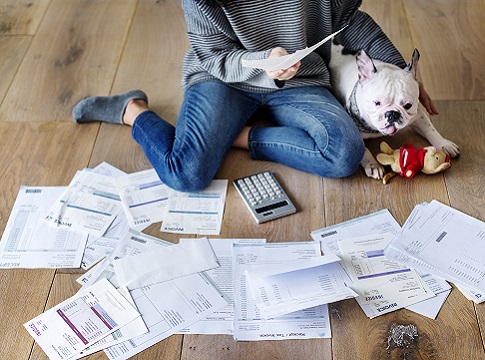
top-left (405, 48), bottom-right (420, 79)
top-left (356, 50), bottom-right (377, 84)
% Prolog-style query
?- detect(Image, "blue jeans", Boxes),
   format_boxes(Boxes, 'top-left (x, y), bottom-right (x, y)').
top-left (132, 81), bottom-right (365, 192)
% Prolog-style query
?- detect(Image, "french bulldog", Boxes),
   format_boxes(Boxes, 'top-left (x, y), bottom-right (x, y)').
top-left (329, 44), bottom-right (460, 179)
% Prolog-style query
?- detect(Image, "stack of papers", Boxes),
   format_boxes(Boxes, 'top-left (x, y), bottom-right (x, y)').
top-left (311, 209), bottom-right (452, 319)
top-left (337, 233), bottom-right (435, 318)
top-left (0, 162), bottom-right (228, 270)
top-left (24, 278), bottom-right (143, 360)
top-left (1, 160), bottom-right (484, 358)
top-left (233, 242), bottom-right (354, 340)
top-left (385, 200), bottom-right (485, 303)
top-left (25, 231), bottom-right (232, 360)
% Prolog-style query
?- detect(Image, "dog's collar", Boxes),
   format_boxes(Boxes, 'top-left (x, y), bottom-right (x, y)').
top-left (346, 82), bottom-right (379, 134)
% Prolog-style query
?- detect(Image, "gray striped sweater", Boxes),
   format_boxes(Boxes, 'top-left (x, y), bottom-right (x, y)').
top-left (181, 0), bottom-right (406, 93)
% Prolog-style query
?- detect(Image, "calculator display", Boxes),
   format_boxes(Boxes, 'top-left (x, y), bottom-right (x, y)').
top-left (255, 200), bottom-right (289, 214)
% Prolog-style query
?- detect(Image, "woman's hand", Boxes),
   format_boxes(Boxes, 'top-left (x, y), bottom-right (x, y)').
top-left (266, 47), bottom-right (301, 81)
top-left (418, 82), bottom-right (439, 115)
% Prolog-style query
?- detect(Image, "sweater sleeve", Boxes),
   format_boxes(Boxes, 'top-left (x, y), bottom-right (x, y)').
top-left (332, 1), bottom-right (406, 68)
top-left (182, 0), bottom-right (280, 88)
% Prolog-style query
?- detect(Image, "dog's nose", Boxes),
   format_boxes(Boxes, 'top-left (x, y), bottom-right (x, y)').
top-left (385, 110), bottom-right (401, 124)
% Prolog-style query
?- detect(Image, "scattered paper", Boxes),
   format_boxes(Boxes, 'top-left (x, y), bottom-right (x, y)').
top-left (90, 162), bottom-right (127, 177)
top-left (24, 278), bottom-right (141, 360)
top-left (113, 237), bottom-right (220, 290)
top-left (338, 233), bottom-right (434, 317)
top-left (77, 229), bottom-right (174, 289)
top-left (311, 209), bottom-right (401, 256)
top-left (44, 170), bottom-right (123, 237)
top-left (115, 168), bottom-right (170, 228)
top-left (81, 212), bottom-right (133, 270)
top-left (405, 273), bottom-right (451, 319)
top-left (104, 273), bottom-right (230, 359)
top-left (233, 242), bottom-right (333, 341)
top-left (178, 238), bottom-right (266, 335)
top-left (161, 179), bottom-right (228, 235)
top-left (247, 254), bottom-right (357, 319)
top-left (241, 26), bottom-right (347, 71)
top-left (311, 209), bottom-right (449, 317)
top-left (385, 200), bottom-right (485, 293)
top-left (6, 156), bottom-right (484, 359)
top-left (74, 315), bottom-right (148, 359)
top-left (0, 186), bottom-right (88, 269)
top-left (454, 283), bottom-right (485, 304)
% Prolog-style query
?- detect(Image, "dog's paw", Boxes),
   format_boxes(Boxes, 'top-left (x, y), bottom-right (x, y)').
top-left (363, 162), bottom-right (385, 179)
top-left (436, 139), bottom-right (461, 158)
top-left (361, 149), bottom-right (385, 179)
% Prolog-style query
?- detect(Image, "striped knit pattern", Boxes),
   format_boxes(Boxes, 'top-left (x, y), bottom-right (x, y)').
top-left (181, 0), bottom-right (406, 93)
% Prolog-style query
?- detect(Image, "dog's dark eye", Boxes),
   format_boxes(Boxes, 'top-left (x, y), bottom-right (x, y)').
top-left (403, 103), bottom-right (413, 110)
top-left (374, 101), bottom-right (381, 106)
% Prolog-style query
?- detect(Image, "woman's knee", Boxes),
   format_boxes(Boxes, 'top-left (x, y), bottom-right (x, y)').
top-left (311, 136), bottom-right (365, 178)
top-left (335, 138), bottom-right (366, 177)
top-left (158, 163), bottom-right (215, 193)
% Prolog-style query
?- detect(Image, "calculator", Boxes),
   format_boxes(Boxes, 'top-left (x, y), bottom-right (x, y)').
top-left (233, 171), bottom-right (296, 224)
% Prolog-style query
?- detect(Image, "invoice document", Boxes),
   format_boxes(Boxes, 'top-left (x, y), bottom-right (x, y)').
top-left (161, 179), bottom-right (228, 235)
top-left (24, 278), bottom-right (141, 360)
top-left (385, 200), bottom-right (485, 293)
top-left (0, 186), bottom-right (88, 268)
top-left (44, 170), bottom-right (123, 237)
top-left (178, 238), bottom-right (266, 335)
top-left (247, 254), bottom-right (357, 319)
top-left (338, 233), bottom-right (434, 317)
top-left (311, 209), bottom-right (401, 256)
top-left (104, 272), bottom-right (230, 359)
top-left (115, 168), bottom-right (170, 228)
top-left (405, 272), bottom-right (451, 319)
top-left (233, 242), bottom-right (333, 341)
top-left (90, 162), bottom-right (127, 177)
top-left (311, 209), bottom-right (450, 318)
top-left (76, 232), bottom-right (230, 358)
top-left (81, 211), bottom-right (133, 270)
top-left (77, 229), bottom-right (174, 289)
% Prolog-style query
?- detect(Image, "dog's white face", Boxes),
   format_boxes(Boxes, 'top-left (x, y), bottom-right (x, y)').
top-left (356, 49), bottom-right (420, 135)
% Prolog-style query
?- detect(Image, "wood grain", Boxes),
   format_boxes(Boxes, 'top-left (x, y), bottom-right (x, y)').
top-left (0, 0), bottom-right (136, 122)
top-left (0, 0), bottom-right (50, 35)
top-left (111, 0), bottom-right (189, 125)
top-left (360, 0), bottom-right (415, 60)
top-left (435, 100), bottom-right (485, 220)
top-left (405, 0), bottom-right (485, 100)
top-left (0, 36), bottom-right (30, 104)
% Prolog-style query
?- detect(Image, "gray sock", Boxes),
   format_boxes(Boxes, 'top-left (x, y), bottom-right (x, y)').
top-left (72, 89), bottom-right (148, 124)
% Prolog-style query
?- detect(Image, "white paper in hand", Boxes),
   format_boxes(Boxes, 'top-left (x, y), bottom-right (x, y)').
top-left (241, 26), bottom-right (348, 71)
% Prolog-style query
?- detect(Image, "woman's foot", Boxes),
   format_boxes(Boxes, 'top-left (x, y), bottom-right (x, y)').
top-left (123, 99), bottom-right (149, 126)
top-left (72, 89), bottom-right (148, 125)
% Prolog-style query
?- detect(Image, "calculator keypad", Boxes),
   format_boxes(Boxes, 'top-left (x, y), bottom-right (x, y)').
top-left (237, 172), bottom-right (282, 206)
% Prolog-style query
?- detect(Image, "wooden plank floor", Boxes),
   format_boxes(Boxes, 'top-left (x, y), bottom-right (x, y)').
top-left (0, 1), bottom-right (484, 359)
